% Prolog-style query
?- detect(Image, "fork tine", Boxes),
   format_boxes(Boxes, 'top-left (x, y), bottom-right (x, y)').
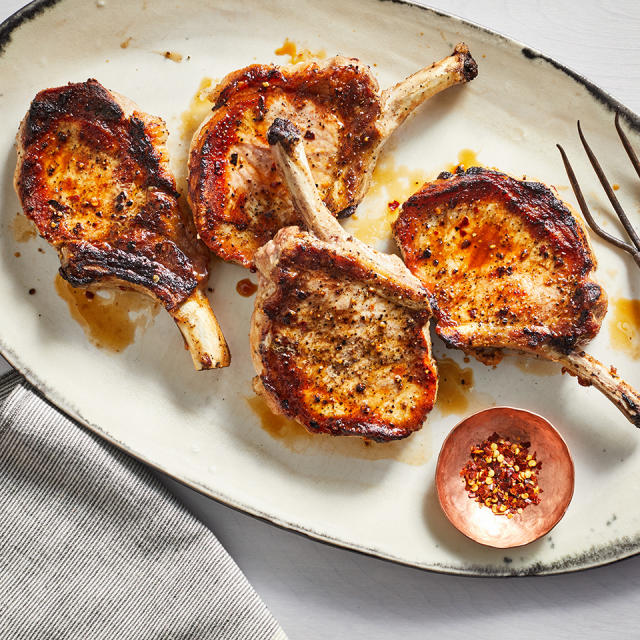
top-left (557, 144), bottom-right (640, 267)
top-left (615, 111), bottom-right (640, 181)
top-left (577, 120), bottom-right (640, 251)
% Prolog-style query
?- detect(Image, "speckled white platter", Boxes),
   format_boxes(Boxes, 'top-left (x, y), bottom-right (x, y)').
top-left (1, 0), bottom-right (639, 576)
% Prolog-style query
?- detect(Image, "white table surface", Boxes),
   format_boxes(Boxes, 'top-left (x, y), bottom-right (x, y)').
top-left (2, 1), bottom-right (640, 638)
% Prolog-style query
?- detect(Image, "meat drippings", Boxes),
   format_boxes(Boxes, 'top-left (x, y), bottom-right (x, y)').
top-left (610, 297), bottom-right (640, 359)
top-left (160, 51), bottom-right (183, 63)
top-left (434, 354), bottom-right (494, 416)
top-left (180, 77), bottom-right (215, 143)
top-left (446, 148), bottom-right (479, 173)
top-left (54, 274), bottom-right (159, 352)
top-left (436, 355), bottom-right (474, 415)
top-left (343, 157), bottom-right (425, 245)
top-left (236, 278), bottom-right (257, 297)
top-left (274, 38), bottom-right (326, 64)
top-left (247, 396), bottom-right (431, 465)
top-left (175, 77), bottom-right (217, 197)
top-left (342, 150), bottom-right (480, 246)
top-left (12, 213), bottom-right (37, 242)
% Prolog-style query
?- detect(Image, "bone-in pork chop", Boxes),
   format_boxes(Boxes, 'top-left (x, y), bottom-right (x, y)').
top-left (188, 45), bottom-right (477, 268)
top-left (393, 166), bottom-right (640, 426)
top-left (15, 80), bottom-right (229, 369)
top-left (250, 119), bottom-right (438, 441)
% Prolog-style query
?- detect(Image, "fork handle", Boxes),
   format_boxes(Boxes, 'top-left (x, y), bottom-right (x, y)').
top-left (546, 349), bottom-right (640, 427)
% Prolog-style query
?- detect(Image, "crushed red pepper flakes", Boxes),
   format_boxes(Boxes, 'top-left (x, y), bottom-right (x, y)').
top-left (460, 432), bottom-right (542, 517)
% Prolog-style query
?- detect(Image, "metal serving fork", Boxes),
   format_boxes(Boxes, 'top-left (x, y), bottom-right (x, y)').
top-left (557, 113), bottom-right (640, 268)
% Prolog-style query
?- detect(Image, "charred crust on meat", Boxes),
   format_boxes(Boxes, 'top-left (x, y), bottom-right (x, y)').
top-left (267, 118), bottom-right (301, 149)
top-left (213, 66), bottom-right (286, 110)
top-left (23, 79), bottom-right (124, 147)
top-left (127, 116), bottom-right (179, 196)
top-left (254, 232), bottom-right (437, 441)
top-left (549, 334), bottom-right (579, 354)
top-left (253, 94), bottom-right (267, 121)
top-left (336, 204), bottom-right (357, 219)
top-left (398, 168), bottom-right (593, 262)
top-left (17, 80), bottom-right (209, 310)
top-left (258, 374), bottom-right (426, 442)
top-left (281, 241), bottom-right (431, 309)
top-left (59, 242), bottom-right (198, 310)
top-left (620, 394), bottom-right (640, 427)
top-left (453, 43), bottom-right (478, 82)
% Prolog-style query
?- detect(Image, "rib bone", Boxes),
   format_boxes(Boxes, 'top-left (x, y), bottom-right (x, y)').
top-left (267, 118), bottom-right (429, 302)
top-left (172, 288), bottom-right (230, 370)
top-left (379, 43), bottom-right (477, 137)
top-left (546, 349), bottom-right (640, 427)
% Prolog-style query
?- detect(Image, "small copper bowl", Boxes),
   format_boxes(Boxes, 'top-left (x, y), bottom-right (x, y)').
top-left (436, 407), bottom-right (574, 548)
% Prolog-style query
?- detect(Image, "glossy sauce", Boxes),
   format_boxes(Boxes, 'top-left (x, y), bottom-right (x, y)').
top-left (236, 278), bottom-right (258, 297)
top-left (436, 355), bottom-right (474, 415)
top-left (274, 38), bottom-right (326, 64)
top-left (609, 297), bottom-right (640, 359)
top-left (342, 150), bottom-right (481, 247)
top-left (55, 274), bottom-right (159, 352)
top-left (446, 148), bottom-right (480, 173)
top-left (343, 157), bottom-right (426, 245)
top-left (12, 213), bottom-right (37, 242)
top-left (247, 395), bottom-right (431, 465)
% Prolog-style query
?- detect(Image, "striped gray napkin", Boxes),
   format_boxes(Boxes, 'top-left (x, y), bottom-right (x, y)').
top-left (0, 371), bottom-right (286, 640)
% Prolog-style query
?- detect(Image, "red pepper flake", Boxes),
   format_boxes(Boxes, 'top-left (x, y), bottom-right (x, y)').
top-left (388, 200), bottom-right (400, 210)
top-left (460, 432), bottom-right (542, 517)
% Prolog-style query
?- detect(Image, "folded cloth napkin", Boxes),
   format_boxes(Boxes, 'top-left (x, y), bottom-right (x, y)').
top-left (0, 371), bottom-right (286, 640)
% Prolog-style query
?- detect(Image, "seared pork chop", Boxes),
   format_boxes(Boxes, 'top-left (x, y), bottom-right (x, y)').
top-left (15, 80), bottom-right (230, 370)
top-left (250, 120), bottom-right (438, 441)
top-left (393, 167), bottom-right (640, 426)
top-left (189, 45), bottom-right (477, 268)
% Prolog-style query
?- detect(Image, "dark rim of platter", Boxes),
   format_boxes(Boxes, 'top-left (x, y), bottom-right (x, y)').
top-left (1, 0), bottom-right (639, 578)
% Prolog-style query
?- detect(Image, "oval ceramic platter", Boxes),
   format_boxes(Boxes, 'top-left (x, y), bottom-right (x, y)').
top-left (1, 0), bottom-right (639, 576)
